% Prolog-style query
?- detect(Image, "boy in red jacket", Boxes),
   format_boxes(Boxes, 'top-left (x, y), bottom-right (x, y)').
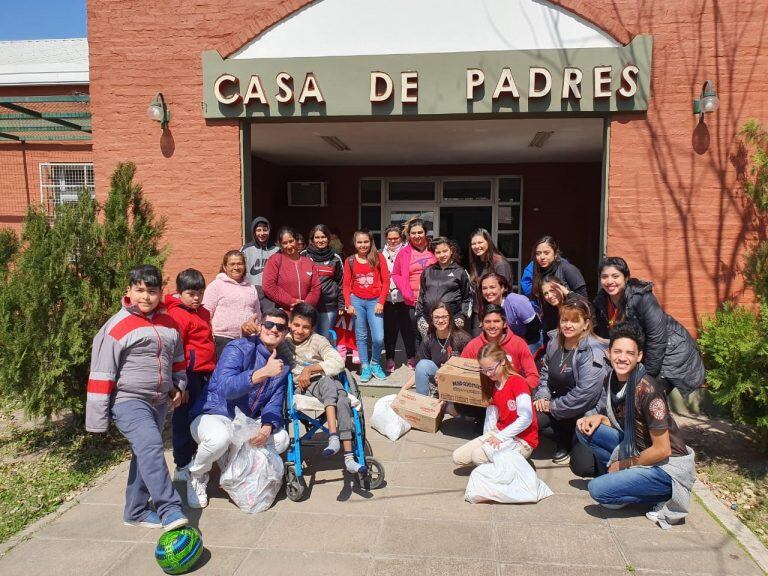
top-left (164, 269), bottom-right (216, 482)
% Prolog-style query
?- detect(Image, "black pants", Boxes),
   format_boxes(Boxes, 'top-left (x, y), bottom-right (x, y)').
top-left (407, 305), bottom-right (423, 348)
top-left (383, 301), bottom-right (417, 360)
top-left (537, 411), bottom-right (598, 477)
top-left (214, 336), bottom-right (234, 361)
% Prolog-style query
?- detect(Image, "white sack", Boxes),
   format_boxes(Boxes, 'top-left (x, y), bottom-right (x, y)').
top-left (370, 394), bottom-right (411, 441)
top-left (465, 448), bottom-right (553, 504)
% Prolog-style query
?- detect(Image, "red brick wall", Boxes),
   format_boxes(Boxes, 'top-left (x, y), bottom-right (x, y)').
top-left (251, 160), bottom-right (602, 292)
top-left (87, 0), bottom-right (768, 329)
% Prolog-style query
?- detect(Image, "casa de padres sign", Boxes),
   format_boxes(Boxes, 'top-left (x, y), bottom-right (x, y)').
top-left (202, 35), bottom-right (651, 119)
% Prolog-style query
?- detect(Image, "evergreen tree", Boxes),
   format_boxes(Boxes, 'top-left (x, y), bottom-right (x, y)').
top-left (0, 162), bottom-right (167, 419)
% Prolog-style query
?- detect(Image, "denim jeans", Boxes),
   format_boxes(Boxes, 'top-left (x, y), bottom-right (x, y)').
top-left (351, 295), bottom-right (384, 366)
top-left (315, 309), bottom-right (338, 341)
top-left (414, 359), bottom-right (438, 396)
top-left (578, 424), bottom-right (673, 505)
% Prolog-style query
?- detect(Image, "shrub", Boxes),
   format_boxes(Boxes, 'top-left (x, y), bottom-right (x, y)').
top-left (698, 303), bottom-right (768, 447)
top-left (0, 162), bottom-right (167, 419)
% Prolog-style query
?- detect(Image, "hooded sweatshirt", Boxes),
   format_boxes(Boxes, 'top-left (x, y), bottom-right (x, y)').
top-left (241, 216), bottom-right (279, 286)
top-left (461, 329), bottom-right (539, 390)
top-left (202, 272), bottom-right (261, 340)
top-left (86, 298), bottom-right (187, 432)
top-left (164, 294), bottom-right (216, 373)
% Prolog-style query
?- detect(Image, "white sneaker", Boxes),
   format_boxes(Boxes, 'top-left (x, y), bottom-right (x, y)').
top-left (172, 464), bottom-right (190, 483)
top-left (187, 473), bottom-right (209, 508)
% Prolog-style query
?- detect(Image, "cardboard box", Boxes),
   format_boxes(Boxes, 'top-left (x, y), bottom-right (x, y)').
top-left (391, 390), bottom-right (445, 433)
top-left (436, 356), bottom-right (491, 408)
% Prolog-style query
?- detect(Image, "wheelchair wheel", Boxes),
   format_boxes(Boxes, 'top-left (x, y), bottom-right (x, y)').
top-left (364, 438), bottom-right (373, 456)
top-left (356, 456), bottom-right (385, 491)
top-left (285, 464), bottom-right (306, 502)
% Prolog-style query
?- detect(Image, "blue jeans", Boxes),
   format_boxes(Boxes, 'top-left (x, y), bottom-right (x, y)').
top-left (315, 309), bottom-right (338, 341)
top-left (577, 424), bottom-right (673, 505)
top-left (112, 399), bottom-right (183, 522)
top-left (351, 295), bottom-right (384, 366)
top-left (414, 359), bottom-right (438, 396)
top-left (172, 371), bottom-right (209, 468)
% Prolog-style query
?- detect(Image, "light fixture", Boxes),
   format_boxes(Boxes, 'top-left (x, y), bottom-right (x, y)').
top-left (693, 81), bottom-right (720, 116)
top-left (147, 92), bottom-right (170, 129)
top-left (320, 135), bottom-right (350, 151)
top-left (528, 131), bottom-right (554, 148)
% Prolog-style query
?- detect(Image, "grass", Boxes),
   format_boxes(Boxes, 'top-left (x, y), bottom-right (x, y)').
top-left (0, 414), bottom-right (129, 544)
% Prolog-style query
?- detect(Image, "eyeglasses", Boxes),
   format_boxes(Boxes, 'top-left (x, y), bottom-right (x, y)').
top-left (479, 361), bottom-right (501, 375)
top-left (263, 320), bottom-right (288, 333)
top-left (432, 315), bottom-right (450, 321)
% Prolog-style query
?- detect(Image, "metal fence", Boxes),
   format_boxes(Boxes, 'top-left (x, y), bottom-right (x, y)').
top-left (39, 162), bottom-right (95, 216)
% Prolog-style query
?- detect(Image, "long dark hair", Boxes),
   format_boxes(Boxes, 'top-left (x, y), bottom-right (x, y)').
top-left (427, 302), bottom-right (468, 351)
top-left (308, 224), bottom-right (332, 246)
top-left (531, 235), bottom-right (562, 301)
top-left (598, 255), bottom-right (632, 318)
top-left (352, 229), bottom-right (380, 268)
top-left (477, 272), bottom-right (510, 319)
top-left (468, 228), bottom-right (505, 286)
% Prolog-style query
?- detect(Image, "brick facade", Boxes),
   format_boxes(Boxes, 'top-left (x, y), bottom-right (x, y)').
top-left (86, 0), bottom-right (768, 329)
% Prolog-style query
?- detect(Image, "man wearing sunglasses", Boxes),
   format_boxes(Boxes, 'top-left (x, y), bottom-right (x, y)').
top-left (185, 309), bottom-right (292, 509)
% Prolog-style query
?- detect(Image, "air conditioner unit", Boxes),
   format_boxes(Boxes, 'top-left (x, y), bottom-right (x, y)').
top-left (287, 181), bottom-right (327, 207)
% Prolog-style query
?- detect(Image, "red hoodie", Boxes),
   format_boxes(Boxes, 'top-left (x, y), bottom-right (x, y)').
top-left (262, 252), bottom-right (321, 311)
top-left (164, 294), bottom-right (216, 373)
top-left (461, 330), bottom-right (539, 390)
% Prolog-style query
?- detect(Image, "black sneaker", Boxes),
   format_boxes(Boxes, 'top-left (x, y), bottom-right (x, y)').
top-left (552, 449), bottom-right (571, 464)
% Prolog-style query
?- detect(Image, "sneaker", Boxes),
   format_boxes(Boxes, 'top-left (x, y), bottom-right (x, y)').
top-left (600, 502), bottom-right (627, 510)
top-left (646, 503), bottom-right (664, 522)
top-left (552, 449), bottom-right (571, 464)
top-left (385, 359), bottom-right (396, 373)
top-left (360, 365), bottom-right (372, 383)
top-left (352, 351), bottom-right (361, 365)
top-left (162, 510), bottom-right (189, 532)
top-left (172, 464), bottom-right (190, 483)
top-left (124, 510), bottom-right (162, 529)
top-left (187, 473), bottom-right (209, 509)
top-left (407, 356), bottom-right (416, 370)
top-left (370, 363), bottom-right (387, 380)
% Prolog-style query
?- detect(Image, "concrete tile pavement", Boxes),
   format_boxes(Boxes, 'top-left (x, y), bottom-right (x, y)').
top-left (0, 399), bottom-right (763, 576)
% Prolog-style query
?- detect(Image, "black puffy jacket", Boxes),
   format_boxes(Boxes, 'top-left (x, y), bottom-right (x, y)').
top-left (593, 279), bottom-right (705, 395)
top-left (415, 262), bottom-right (474, 324)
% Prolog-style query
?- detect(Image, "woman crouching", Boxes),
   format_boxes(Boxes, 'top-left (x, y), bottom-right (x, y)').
top-left (452, 343), bottom-right (539, 466)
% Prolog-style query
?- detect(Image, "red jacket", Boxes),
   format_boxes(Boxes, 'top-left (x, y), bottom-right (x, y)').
top-left (164, 294), bottom-right (216, 373)
top-left (461, 330), bottom-right (539, 390)
top-left (262, 252), bottom-right (321, 311)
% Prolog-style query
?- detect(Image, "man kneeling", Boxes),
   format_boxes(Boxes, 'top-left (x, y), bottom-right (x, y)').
top-left (287, 303), bottom-right (367, 475)
top-left (576, 322), bottom-right (696, 528)
top-left (186, 309), bottom-right (291, 508)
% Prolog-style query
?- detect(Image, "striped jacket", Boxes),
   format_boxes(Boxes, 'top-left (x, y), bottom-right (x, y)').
top-left (86, 299), bottom-right (187, 432)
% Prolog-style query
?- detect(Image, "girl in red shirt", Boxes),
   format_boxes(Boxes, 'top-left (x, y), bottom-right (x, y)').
top-left (453, 342), bottom-right (538, 466)
top-left (342, 230), bottom-right (390, 382)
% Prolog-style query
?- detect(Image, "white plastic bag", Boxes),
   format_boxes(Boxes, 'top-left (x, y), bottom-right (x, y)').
top-left (219, 408), bottom-right (284, 513)
top-left (465, 448), bottom-right (553, 504)
top-left (370, 394), bottom-right (411, 441)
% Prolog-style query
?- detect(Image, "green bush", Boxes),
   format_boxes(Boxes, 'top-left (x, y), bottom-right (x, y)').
top-left (698, 303), bottom-right (768, 448)
top-left (0, 162), bottom-right (166, 419)
top-left (0, 228), bottom-right (18, 275)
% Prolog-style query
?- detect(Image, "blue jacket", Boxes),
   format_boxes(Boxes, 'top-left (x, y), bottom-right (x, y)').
top-left (193, 336), bottom-right (288, 431)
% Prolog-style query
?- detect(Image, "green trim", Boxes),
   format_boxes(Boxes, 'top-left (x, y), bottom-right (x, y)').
top-left (0, 103), bottom-right (92, 134)
top-left (0, 95), bottom-right (89, 103)
top-left (0, 134), bottom-right (92, 142)
top-left (0, 131), bottom-right (22, 141)
top-left (0, 112), bottom-right (91, 120)
top-left (0, 125), bottom-right (91, 132)
top-left (203, 36), bottom-right (652, 120)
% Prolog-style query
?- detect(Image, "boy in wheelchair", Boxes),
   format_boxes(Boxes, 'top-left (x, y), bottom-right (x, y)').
top-left (287, 303), bottom-right (367, 475)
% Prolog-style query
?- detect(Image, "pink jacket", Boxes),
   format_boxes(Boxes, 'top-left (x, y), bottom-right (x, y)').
top-left (391, 244), bottom-right (436, 307)
top-left (202, 273), bottom-right (261, 339)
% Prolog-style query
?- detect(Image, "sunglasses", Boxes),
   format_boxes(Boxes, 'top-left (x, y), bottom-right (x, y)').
top-left (262, 320), bottom-right (288, 333)
top-left (479, 361), bottom-right (501, 375)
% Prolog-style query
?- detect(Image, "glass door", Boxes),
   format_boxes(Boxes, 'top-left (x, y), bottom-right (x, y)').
top-left (384, 205), bottom-right (437, 238)
top-left (439, 206), bottom-right (493, 261)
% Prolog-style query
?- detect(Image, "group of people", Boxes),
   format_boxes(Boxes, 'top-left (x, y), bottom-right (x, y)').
top-left (85, 215), bottom-right (705, 532)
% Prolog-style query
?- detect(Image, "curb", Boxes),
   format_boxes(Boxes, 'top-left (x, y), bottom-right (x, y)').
top-left (0, 460), bottom-right (129, 558)
top-left (693, 481), bottom-right (768, 574)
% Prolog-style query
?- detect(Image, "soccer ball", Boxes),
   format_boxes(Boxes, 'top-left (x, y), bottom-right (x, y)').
top-left (154, 526), bottom-right (203, 574)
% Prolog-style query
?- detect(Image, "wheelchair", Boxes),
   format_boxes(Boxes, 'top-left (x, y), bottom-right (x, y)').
top-left (283, 366), bottom-right (385, 502)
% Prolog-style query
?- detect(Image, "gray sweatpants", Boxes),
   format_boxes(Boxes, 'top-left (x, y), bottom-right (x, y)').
top-left (112, 399), bottom-right (183, 523)
top-left (305, 376), bottom-right (354, 441)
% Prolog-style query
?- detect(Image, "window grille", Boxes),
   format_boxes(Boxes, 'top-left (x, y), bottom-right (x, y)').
top-left (39, 162), bottom-right (95, 214)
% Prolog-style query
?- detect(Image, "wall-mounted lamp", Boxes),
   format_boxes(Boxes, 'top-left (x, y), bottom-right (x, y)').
top-left (693, 81), bottom-right (720, 116)
top-left (147, 92), bottom-right (170, 129)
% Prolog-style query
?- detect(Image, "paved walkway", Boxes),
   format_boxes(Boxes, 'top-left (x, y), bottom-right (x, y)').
top-left (0, 400), bottom-right (763, 576)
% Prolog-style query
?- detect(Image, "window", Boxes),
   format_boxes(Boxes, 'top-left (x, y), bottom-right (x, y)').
top-left (287, 181), bottom-right (327, 206)
top-left (443, 179), bottom-right (492, 201)
top-left (39, 163), bottom-right (95, 208)
top-left (388, 180), bottom-right (436, 201)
